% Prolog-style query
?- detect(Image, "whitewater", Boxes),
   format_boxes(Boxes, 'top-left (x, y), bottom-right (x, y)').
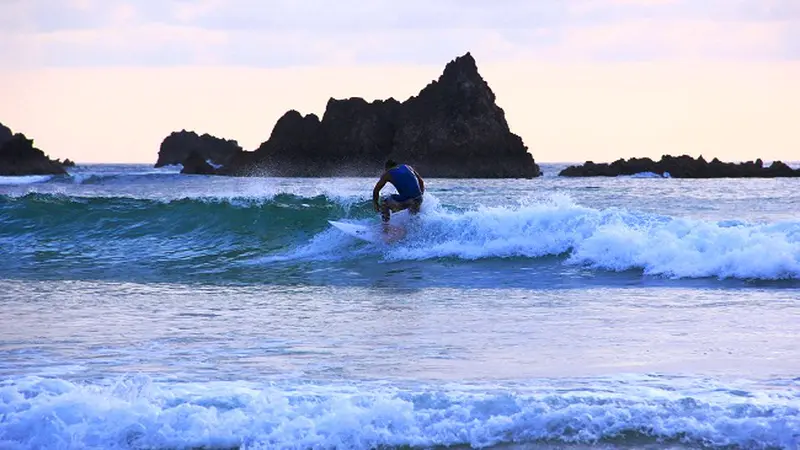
top-left (1, 163), bottom-right (799, 449)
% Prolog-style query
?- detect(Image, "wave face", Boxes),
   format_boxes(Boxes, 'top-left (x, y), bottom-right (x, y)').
top-left (1, 375), bottom-right (798, 450)
top-left (1, 189), bottom-right (799, 283)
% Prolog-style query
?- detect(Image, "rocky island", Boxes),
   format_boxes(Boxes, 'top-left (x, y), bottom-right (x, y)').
top-left (154, 131), bottom-right (243, 170)
top-left (155, 53), bottom-right (541, 178)
top-left (0, 122), bottom-right (73, 176)
top-left (559, 155), bottom-right (800, 178)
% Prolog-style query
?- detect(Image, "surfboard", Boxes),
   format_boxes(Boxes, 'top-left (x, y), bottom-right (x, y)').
top-left (328, 220), bottom-right (384, 243)
top-left (328, 219), bottom-right (407, 244)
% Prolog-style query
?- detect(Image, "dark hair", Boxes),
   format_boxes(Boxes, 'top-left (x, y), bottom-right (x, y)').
top-left (384, 159), bottom-right (398, 169)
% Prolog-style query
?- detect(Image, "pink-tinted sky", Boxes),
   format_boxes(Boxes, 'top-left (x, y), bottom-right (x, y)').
top-left (1, 0), bottom-right (799, 163)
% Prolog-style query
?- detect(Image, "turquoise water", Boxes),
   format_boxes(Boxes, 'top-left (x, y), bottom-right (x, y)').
top-left (1, 164), bottom-right (799, 449)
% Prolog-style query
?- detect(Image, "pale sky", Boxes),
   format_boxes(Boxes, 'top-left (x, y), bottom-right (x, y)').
top-left (1, 0), bottom-right (799, 163)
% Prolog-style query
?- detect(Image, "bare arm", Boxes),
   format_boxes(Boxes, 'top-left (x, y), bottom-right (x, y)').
top-left (372, 172), bottom-right (390, 211)
top-left (411, 167), bottom-right (425, 194)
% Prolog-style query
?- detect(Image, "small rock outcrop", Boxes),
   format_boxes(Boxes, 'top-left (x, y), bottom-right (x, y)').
top-left (180, 151), bottom-right (217, 175)
top-left (155, 130), bottom-right (243, 168)
top-left (559, 155), bottom-right (800, 178)
top-left (0, 122), bottom-right (69, 176)
top-left (163, 53), bottom-right (541, 178)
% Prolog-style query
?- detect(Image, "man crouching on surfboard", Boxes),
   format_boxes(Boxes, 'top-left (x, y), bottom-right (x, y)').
top-left (372, 159), bottom-right (425, 223)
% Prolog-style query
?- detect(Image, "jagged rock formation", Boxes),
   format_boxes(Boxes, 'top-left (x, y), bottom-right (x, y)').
top-left (161, 53), bottom-right (541, 178)
top-left (155, 130), bottom-right (243, 168)
top-left (559, 155), bottom-right (800, 178)
top-left (0, 122), bottom-right (70, 176)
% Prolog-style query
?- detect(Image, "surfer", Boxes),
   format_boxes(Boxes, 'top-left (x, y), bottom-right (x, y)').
top-left (372, 159), bottom-right (425, 223)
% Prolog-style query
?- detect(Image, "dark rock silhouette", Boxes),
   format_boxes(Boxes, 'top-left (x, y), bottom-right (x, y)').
top-left (180, 151), bottom-right (218, 175)
top-left (155, 130), bottom-right (243, 168)
top-left (0, 122), bottom-right (69, 176)
top-left (0, 123), bottom-right (12, 145)
top-left (165, 53), bottom-right (541, 178)
top-left (559, 155), bottom-right (800, 178)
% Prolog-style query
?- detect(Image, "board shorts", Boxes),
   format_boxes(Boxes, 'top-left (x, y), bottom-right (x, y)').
top-left (381, 194), bottom-right (423, 222)
top-left (389, 194), bottom-right (422, 204)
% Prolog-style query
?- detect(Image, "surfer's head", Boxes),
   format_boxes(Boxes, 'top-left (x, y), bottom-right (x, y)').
top-left (385, 159), bottom-right (398, 170)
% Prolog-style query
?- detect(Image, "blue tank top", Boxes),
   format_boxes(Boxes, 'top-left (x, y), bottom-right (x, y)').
top-left (388, 165), bottom-right (422, 200)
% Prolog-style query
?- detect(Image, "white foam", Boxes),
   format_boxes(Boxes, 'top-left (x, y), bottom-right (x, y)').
top-left (628, 171), bottom-right (667, 178)
top-left (0, 175), bottom-right (52, 185)
top-left (205, 159), bottom-right (224, 169)
top-left (68, 168), bottom-right (183, 184)
top-left (360, 195), bottom-right (800, 280)
top-left (0, 376), bottom-right (797, 449)
top-left (155, 164), bottom-right (183, 172)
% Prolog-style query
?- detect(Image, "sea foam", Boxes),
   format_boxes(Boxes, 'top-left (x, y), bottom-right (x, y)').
top-left (0, 375), bottom-right (798, 450)
top-left (347, 195), bottom-right (800, 280)
top-left (0, 175), bottom-right (53, 185)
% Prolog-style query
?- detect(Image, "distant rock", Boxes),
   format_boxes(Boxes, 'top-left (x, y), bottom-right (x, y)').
top-left (166, 52), bottom-right (540, 178)
top-left (179, 150), bottom-right (217, 175)
top-left (559, 155), bottom-right (800, 178)
top-left (0, 122), bottom-right (69, 176)
top-left (155, 130), bottom-right (243, 168)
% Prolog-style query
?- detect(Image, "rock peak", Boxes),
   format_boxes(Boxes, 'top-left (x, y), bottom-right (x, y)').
top-left (442, 52), bottom-right (478, 77)
top-left (162, 53), bottom-right (541, 178)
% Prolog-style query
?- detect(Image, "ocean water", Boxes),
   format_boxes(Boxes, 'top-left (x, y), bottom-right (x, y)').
top-left (1, 163), bottom-right (799, 450)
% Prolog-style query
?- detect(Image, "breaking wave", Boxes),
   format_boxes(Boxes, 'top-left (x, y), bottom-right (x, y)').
top-left (1, 375), bottom-right (798, 450)
top-left (1, 191), bottom-right (798, 281)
